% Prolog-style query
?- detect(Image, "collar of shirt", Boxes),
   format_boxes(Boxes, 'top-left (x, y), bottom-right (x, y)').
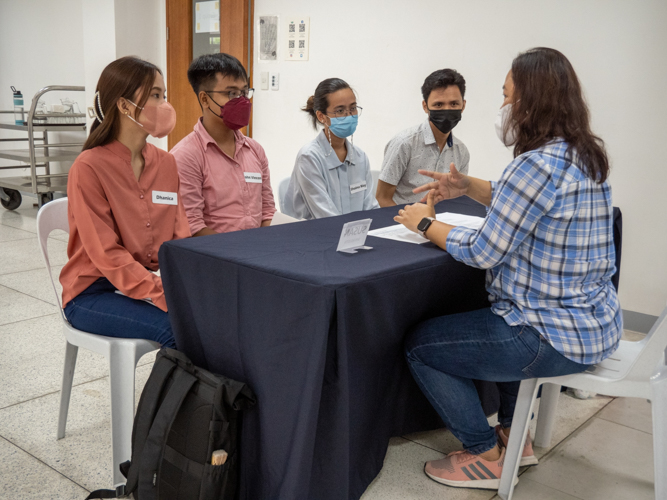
top-left (194, 118), bottom-right (247, 156)
top-left (421, 119), bottom-right (453, 148)
top-left (315, 130), bottom-right (356, 170)
top-left (104, 140), bottom-right (151, 164)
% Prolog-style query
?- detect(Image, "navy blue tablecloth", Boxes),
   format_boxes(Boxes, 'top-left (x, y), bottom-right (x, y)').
top-left (159, 198), bottom-right (622, 500)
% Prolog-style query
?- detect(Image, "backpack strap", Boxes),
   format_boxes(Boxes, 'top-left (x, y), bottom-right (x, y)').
top-left (137, 368), bottom-right (197, 499)
top-left (84, 488), bottom-right (121, 499)
top-left (123, 353), bottom-right (178, 493)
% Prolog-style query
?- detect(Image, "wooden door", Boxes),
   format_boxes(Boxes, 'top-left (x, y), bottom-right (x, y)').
top-left (166, 0), bottom-right (254, 149)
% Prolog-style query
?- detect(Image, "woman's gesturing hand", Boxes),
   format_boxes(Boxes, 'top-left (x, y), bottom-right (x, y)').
top-left (413, 163), bottom-right (470, 203)
top-left (394, 188), bottom-right (437, 233)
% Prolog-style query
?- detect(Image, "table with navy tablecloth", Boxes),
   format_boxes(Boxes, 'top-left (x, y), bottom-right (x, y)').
top-left (159, 196), bottom-right (622, 500)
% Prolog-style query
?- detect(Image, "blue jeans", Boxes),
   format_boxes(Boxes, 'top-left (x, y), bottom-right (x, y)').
top-left (405, 307), bottom-right (589, 455)
top-left (64, 278), bottom-right (176, 349)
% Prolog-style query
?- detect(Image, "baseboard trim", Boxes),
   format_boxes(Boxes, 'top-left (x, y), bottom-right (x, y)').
top-left (622, 309), bottom-right (658, 334)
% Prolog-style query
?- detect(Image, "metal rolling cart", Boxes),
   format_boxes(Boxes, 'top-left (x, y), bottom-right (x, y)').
top-left (0, 86), bottom-right (86, 209)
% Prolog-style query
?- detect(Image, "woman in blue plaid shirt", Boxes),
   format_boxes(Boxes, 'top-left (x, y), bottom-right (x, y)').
top-left (395, 47), bottom-right (622, 490)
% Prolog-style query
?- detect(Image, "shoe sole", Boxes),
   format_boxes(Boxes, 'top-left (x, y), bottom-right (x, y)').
top-left (520, 456), bottom-right (539, 467)
top-left (424, 467), bottom-right (519, 490)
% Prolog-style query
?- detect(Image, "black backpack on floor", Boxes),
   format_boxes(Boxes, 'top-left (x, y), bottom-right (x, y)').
top-left (86, 348), bottom-right (256, 500)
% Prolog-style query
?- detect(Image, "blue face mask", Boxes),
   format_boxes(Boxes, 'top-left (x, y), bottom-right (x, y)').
top-left (328, 115), bottom-right (358, 138)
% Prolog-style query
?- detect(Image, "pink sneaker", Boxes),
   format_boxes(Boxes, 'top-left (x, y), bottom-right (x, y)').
top-left (495, 425), bottom-right (538, 467)
top-left (424, 447), bottom-right (517, 490)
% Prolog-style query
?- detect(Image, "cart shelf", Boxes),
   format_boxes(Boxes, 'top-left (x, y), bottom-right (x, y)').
top-left (0, 147), bottom-right (82, 163)
top-left (0, 85), bottom-right (86, 209)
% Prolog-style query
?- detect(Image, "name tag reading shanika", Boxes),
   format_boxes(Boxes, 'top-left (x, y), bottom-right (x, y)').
top-left (350, 181), bottom-right (367, 194)
top-left (337, 218), bottom-right (373, 254)
top-left (152, 191), bottom-right (178, 205)
top-left (244, 172), bottom-right (262, 183)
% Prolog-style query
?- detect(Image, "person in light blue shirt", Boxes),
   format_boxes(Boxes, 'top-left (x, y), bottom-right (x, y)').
top-left (283, 78), bottom-right (379, 219)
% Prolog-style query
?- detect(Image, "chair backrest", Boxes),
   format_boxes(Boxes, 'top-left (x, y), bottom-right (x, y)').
top-left (596, 304), bottom-right (667, 382)
top-left (370, 169), bottom-right (380, 197)
top-left (278, 177), bottom-right (290, 212)
top-left (35, 198), bottom-right (69, 318)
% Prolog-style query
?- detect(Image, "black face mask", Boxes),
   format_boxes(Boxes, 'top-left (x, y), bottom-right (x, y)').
top-left (429, 109), bottom-right (462, 134)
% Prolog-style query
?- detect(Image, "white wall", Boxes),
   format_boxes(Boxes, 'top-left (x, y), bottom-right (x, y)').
top-left (113, 0), bottom-right (168, 150)
top-left (0, 0), bottom-right (168, 178)
top-left (82, 0), bottom-right (117, 133)
top-left (0, 0), bottom-right (87, 179)
top-left (1, 0), bottom-right (664, 316)
top-left (252, 0), bottom-right (667, 317)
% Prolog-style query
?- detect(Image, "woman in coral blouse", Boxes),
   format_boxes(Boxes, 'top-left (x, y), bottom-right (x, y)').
top-left (59, 56), bottom-right (190, 348)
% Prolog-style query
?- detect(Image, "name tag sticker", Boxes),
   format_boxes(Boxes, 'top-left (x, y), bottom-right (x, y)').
top-left (336, 218), bottom-right (373, 254)
top-left (152, 191), bottom-right (178, 205)
top-left (244, 172), bottom-right (262, 183)
top-left (350, 181), bottom-right (367, 194)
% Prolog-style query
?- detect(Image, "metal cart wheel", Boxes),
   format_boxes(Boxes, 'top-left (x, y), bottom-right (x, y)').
top-left (39, 192), bottom-right (54, 207)
top-left (0, 188), bottom-right (22, 210)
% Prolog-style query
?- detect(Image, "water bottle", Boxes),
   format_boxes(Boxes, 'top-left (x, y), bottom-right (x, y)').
top-left (11, 86), bottom-right (24, 126)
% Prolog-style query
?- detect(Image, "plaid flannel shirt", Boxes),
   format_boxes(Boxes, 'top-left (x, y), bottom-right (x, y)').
top-left (446, 140), bottom-right (622, 365)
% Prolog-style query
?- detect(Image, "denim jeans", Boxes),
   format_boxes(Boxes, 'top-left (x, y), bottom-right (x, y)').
top-left (405, 307), bottom-right (589, 455)
top-left (64, 278), bottom-right (176, 349)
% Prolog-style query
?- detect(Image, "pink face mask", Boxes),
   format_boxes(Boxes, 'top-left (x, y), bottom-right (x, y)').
top-left (127, 99), bottom-right (177, 138)
top-left (207, 94), bottom-right (252, 130)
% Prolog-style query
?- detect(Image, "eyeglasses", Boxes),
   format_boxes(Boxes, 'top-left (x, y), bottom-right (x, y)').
top-left (205, 88), bottom-right (255, 100)
top-left (325, 106), bottom-right (363, 118)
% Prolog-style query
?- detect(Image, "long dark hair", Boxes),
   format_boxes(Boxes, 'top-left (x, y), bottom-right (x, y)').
top-left (83, 56), bottom-right (162, 151)
top-left (508, 47), bottom-right (609, 183)
top-left (302, 78), bottom-right (351, 129)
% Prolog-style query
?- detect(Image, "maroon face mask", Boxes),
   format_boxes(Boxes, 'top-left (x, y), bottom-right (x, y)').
top-left (207, 93), bottom-right (252, 130)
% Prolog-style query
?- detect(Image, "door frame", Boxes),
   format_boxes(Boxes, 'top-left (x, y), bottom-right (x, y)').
top-left (166, 0), bottom-right (254, 149)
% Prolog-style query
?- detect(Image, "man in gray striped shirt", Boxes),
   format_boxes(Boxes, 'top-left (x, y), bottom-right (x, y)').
top-left (377, 69), bottom-right (470, 206)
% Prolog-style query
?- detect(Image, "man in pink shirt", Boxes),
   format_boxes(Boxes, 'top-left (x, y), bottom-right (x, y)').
top-left (171, 53), bottom-right (276, 236)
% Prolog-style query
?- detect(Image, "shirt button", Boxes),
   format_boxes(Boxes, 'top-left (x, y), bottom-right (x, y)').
top-left (147, 253), bottom-right (152, 258)
top-left (140, 194), bottom-right (144, 199)
top-left (146, 222), bottom-right (151, 227)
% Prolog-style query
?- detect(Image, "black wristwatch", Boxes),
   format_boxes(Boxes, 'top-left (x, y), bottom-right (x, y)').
top-left (417, 217), bottom-right (435, 237)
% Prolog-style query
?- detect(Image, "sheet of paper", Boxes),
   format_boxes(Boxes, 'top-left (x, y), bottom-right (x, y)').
top-left (367, 212), bottom-right (485, 245)
top-left (195, 1), bottom-right (219, 34)
top-left (285, 17), bottom-right (310, 60)
top-left (367, 224), bottom-right (427, 244)
top-left (435, 212), bottom-right (485, 230)
top-left (259, 16), bottom-right (278, 60)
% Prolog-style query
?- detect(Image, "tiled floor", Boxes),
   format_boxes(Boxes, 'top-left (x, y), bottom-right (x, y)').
top-left (0, 198), bottom-right (657, 499)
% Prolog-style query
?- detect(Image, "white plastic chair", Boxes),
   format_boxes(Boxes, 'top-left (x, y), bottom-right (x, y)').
top-left (498, 305), bottom-right (667, 499)
top-left (36, 198), bottom-right (160, 494)
top-left (278, 177), bottom-right (290, 213)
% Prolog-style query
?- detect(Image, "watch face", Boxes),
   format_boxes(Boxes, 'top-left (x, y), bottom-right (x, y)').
top-left (418, 218), bottom-right (432, 232)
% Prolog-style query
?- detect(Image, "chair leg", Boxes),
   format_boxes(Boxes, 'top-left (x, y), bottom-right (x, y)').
top-left (498, 378), bottom-right (540, 500)
top-left (57, 341), bottom-right (78, 440)
top-left (108, 342), bottom-right (138, 489)
top-left (651, 364), bottom-right (667, 500)
top-left (534, 383), bottom-right (561, 448)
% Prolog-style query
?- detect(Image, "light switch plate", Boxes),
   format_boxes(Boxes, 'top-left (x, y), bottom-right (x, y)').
top-left (260, 72), bottom-right (269, 90)
top-left (270, 72), bottom-right (280, 90)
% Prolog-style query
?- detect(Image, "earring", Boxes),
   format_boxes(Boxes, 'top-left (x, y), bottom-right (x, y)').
top-left (324, 127), bottom-right (334, 157)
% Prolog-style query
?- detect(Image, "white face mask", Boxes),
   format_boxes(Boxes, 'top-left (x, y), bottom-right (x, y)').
top-left (495, 103), bottom-right (517, 147)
